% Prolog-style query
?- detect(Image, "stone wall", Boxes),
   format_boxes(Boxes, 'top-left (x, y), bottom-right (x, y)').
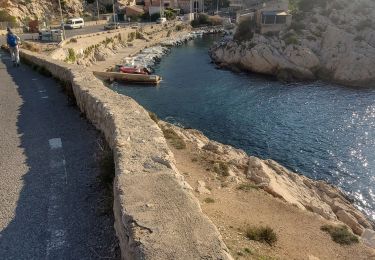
top-left (20, 49), bottom-right (232, 260)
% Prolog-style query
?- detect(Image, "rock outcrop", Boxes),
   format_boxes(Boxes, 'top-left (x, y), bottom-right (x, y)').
top-left (211, 0), bottom-right (375, 87)
top-left (160, 121), bottom-right (375, 242)
top-left (0, 0), bottom-right (83, 24)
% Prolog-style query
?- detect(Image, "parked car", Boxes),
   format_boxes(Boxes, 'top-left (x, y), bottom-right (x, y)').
top-left (156, 17), bottom-right (167, 24)
top-left (104, 22), bottom-right (121, 30)
top-left (64, 18), bottom-right (84, 29)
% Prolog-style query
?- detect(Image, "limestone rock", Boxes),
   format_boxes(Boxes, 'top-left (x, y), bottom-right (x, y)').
top-left (196, 180), bottom-right (211, 195)
top-left (161, 121), bottom-right (375, 237)
top-left (336, 210), bottom-right (364, 236)
top-left (362, 229), bottom-right (375, 249)
top-left (2, 0), bottom-right (83, 24)
top-left (210, 0), bottom-right (375, 87)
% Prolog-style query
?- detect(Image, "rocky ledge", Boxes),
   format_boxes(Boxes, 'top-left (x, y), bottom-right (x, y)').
top-left (210, 0), bottom-right (375, 87)
top-left (159, 121), bottom-right (375, 248)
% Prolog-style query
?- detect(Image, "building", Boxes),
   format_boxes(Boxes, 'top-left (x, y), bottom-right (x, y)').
top-left (236, 0), bottom-right (292, 34)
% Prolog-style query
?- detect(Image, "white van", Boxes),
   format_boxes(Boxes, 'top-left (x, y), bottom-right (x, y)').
top-left (64, 18), bottom-right (84, 29)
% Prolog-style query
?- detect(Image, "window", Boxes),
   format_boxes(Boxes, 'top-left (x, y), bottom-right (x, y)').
top-left (262, 15), bottom-right (276, 24)
top-left (276, 15), bottom-right (286, 24)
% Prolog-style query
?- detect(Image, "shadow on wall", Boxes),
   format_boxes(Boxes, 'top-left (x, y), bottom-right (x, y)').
top-left (0, 53), bottom-right (120, 259)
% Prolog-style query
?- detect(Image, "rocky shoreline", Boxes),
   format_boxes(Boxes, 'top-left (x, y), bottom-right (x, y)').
top-left (210, 0), bottom-right (375, 88)
top-left (159, 121), bottom-right (375, 248)
top-left (126, 27), bottom-right (225, 71)
top-left (94, 23), bottom-right (375, 248)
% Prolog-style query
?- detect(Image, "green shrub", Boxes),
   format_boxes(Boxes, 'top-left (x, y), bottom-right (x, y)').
top-left (321, 225), bottom-right (359, 245)
top-left (164, 9), bottom-right (176, 20)
top-left (148, 111), bottom-right (159, 123)
top-left (285, 35), bottom-right (298, 45)
top-left (0, 10), bottom-right (18, 27)
top-left (290, 21), bottom-right (305, 32)
top-left (355, 19), bottom-right (372, 31)
top-left (176, 24), bottom-right (184, 31)
top-left (213, 162), bottom-right (230, 177)
top-left (127, 32), bottom-right (135, 42)
top-left (234, 17), bottom-right (254, 42)
top-left (162, 127), bottom-right (186, 149)
top-left (264, 31), bottom-right (278, 37)
top-left (203, 197), bottom-right (215, 203)
top-left (190, 14), bottom-right (222, 27)
top-left (135, 30), bottom-right (143, 39)
top-left (237, 183), bottom-right (259, 191)
top-left (103, 37), bottom-right (113, 47)
top-left (245, 226), bottom-right (277, 246)
top-left (64, 48), bottom-right (76, 63)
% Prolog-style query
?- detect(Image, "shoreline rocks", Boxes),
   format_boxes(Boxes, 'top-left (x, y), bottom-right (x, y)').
top-left (210, 0), bottom-right (375, 88)
top-left (159, 121), bottom-right (375, 246)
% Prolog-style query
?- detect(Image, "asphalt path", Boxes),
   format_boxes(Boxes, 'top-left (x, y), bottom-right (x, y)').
top-left (0, 24), bottom-right (106, 44)
top-left (0, 22), bottom-right (155, 44)
top-left (0, 50), bottom-right (119, 259)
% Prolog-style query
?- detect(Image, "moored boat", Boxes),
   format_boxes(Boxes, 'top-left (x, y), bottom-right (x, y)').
top-left (93, 71), bottom-right (162, 84)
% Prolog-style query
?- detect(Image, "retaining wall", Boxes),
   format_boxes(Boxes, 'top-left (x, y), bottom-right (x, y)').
top-left (20, 49), bottom-right (232, 260)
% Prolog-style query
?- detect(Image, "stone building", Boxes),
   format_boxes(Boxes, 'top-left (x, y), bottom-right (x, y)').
top-left (237, 0), bottom-right (292, 34)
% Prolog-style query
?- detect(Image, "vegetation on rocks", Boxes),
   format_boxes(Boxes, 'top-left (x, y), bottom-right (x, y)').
top-left (237, 183), bottom-right (259, 191)
top-left (191, 14), bottom-right (223, 28)
top-left (212, 0), bottom-right (375, 87)
top-left (64, 48), bottom-right (76, 63)
top-left (127, 32), bottom-right (136, 42)
top-left (213, 161), bottom-right (230, 177)
top-left (22, 42), bottom-right (41, 53)
top-left (245, 226), bottom-right (277, 246)
top-left (203, 197), bottom-right (215, 203)
top-left (161, 126), bottom-right (186, 150)
top-left (0, 10), bottom-right (18, 27)
top-left (233, 17), bottom-right (254, 42)
top-left (321, 225), bottom-right (359, 245)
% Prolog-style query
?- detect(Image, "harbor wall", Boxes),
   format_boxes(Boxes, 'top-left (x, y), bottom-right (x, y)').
top-left (19, 49), bottom-right (232, 260)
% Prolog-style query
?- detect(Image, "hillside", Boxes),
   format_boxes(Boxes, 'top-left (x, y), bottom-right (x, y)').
top-left (210, 0), bottom-right (375, 87)
top-left (0, 0), bottom-right (83, 25)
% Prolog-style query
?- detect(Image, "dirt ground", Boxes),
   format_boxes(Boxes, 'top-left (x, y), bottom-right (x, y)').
top-left (168, 141), bottom-right (375, 260)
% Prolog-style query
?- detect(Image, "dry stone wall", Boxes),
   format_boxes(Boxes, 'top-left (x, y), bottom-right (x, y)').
top-left (20, 49), bottom-right (232, 260)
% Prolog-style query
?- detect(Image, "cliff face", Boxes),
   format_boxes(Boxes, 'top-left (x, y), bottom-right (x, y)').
top-left (0, 0), bottom-right (83, 23)
top-left (211, 0), bottom-right (375, 87)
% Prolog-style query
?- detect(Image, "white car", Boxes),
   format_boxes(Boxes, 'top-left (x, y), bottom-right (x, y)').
top-left (156, 17), bottom-right (167, 24)
top-left (64, 18), bottom-right (84, 29)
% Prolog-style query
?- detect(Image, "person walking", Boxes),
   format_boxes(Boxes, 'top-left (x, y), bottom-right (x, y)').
top-left (6, 27), bottom-right (21, 67)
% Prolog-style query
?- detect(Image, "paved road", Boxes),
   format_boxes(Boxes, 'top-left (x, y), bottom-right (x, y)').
top-left (0, 24), bottom-right (106, 44)
top-left (0, 50), bottom-right (119, 259)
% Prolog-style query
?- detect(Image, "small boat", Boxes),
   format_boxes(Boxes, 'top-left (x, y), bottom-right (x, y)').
top-left (119, 66), bottom-right (150, 75)
top-left (93, 71), bottom-right (162, 84)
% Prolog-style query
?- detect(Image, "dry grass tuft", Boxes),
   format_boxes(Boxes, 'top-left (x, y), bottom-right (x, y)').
top-left (245, 226), bottom-right (277, 246)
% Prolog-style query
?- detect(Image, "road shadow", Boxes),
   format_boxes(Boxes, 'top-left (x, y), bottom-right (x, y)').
top-left (0, 53), bottom-right (120, 259)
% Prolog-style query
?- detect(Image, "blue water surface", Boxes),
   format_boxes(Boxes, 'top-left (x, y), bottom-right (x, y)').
top-left (110, 35), bottom-right (375, 221)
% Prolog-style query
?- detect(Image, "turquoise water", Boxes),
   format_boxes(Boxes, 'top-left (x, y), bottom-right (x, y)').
top-left (110, 35), bottom-right (375, 221)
